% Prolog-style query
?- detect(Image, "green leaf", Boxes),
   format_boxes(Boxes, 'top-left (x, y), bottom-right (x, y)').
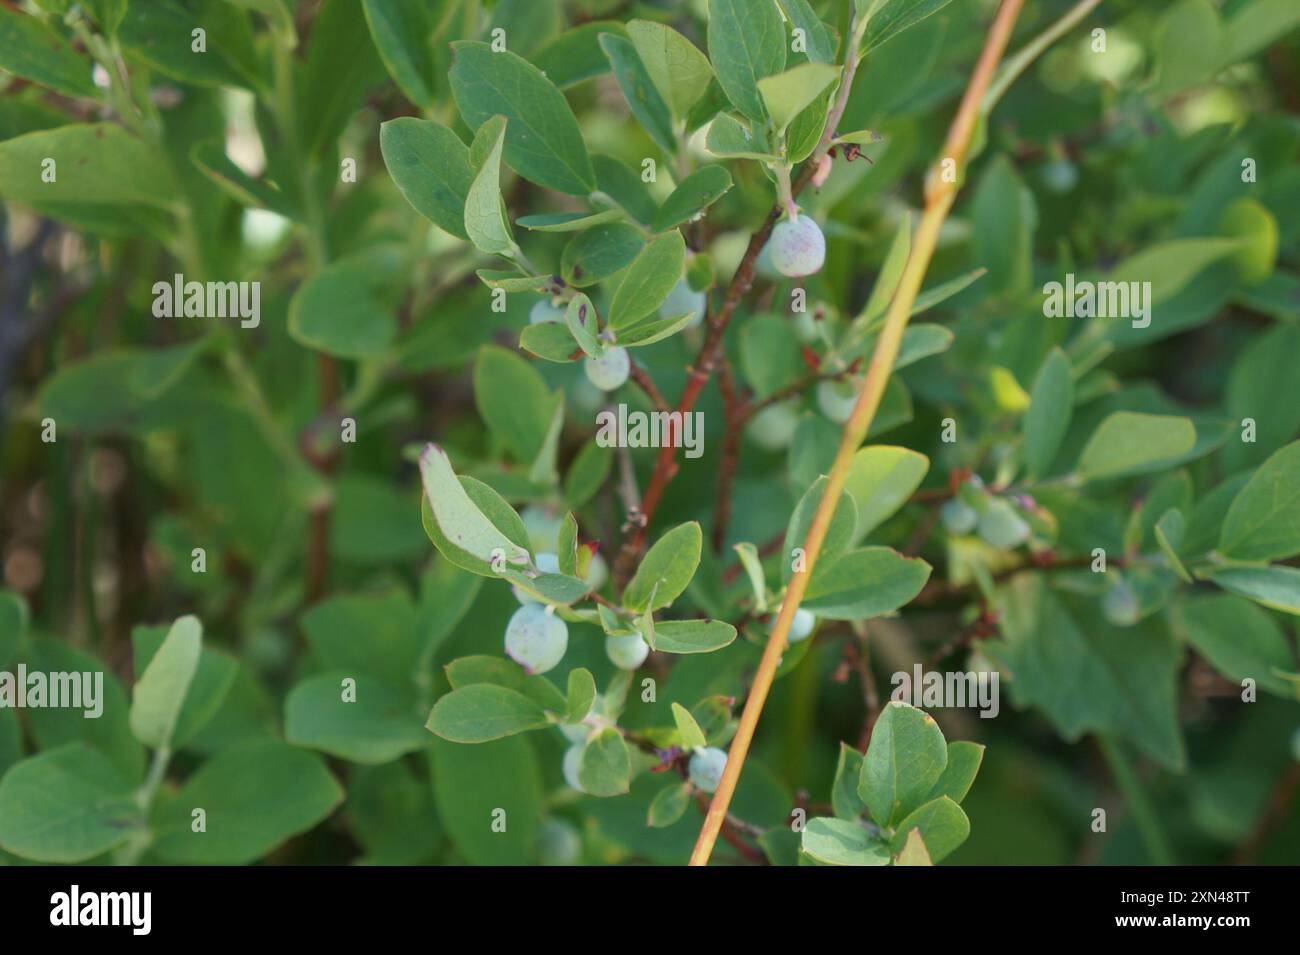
top-left (449, 41), bottom-right (595, 195)
top-left (672, 702), bottom-right (707, 750)
top-left (1219, 441), bottom-right (1300, 561)
top-left (564, 293), bottom-right (604, 358)
top-left (1206, 564), bottom-right (1300, 616)
top-left (1076, 412), bottom-right (1197, 481)
top-left (775, 0), bottom-right (837, 63)
top-left (783, 478), bottom-right (858, 584)
top-left (564, 439), bottom-right (613, 507)
top-left (859, 701), bottom-right (948, 827)
top-left (801, 817), bottom-right (891, 865)
top-left (622, 521), bottom-right (703, 612)
top-left (521, 321), bottom-right (579, 363)
top-left (648, 781), bottom-right (692, 827)
top-left (1224, 324), bottom-right (1300, 470)
top-left (627, 20), bottom-right (715, 121)
top-left (733, 542), bottom-right (769, 613)
top-left (130, 625), bottom-right (236, 750)
top-left (445, 655), bottom-right (568, 712)
top-left (593, 153), bottom-right (659, 225)
top-left (0, 7), bottom-right (95, 97)
top-left (463, 115), bottom-right (514, 254)
top-left (129, 615), bottom-right (202, 751)
top-left (649, 619), bottom-right (738, 654)
top-left (362, 0), bottom-right (438, 108)
top-left (0, 123), bottom-right (174, 211)
top-left (889, 795), bottom-right (969, 863)
top-left (532, 21), bottom-right (627, 88)
top-left (1023, 348), bottom-right (1074, 479)
top-left (740, 314), bottom-right (803, 398)
top-left (1155, 0), bottom-right (1225, 93)
top-left (474, 345), bottom-right (561, 464)
top-left (831, 742), bottom-right (868, 820)
top-left (190, 140), bottom-right (296, 217)
top-left (705, 113), bottom-right (778, 161)
top-left (0, 744), bottom-right (142, 863)
top-left (843, 446), bottom-right (929, 541)
top-left (427, 684), bottom-right (551, 743)
top-left (565, 668), bottom-right (597, 724)
top-left (151, 741), bottom-right (343, 864)
top-left (653, 165), bottom-right (733, 232)
top-left (861, 0), bottom-right (959, 54)
top-left (707, 0), bottom-right (787, 122)
top-left (971, 156), bottom-right (1035, 296)
top-left (347, 761), bottom-right (440, 865)
top-left (119, 0), bottom-right (261, 90)
top-left (599, 33), bottom-right (676, 154)
top-left (295, 0), bottom-right (387, 156)
top-left (803, 547), bottom-right (931, 620)
top-left (380, 118), bottom-right (473, 239)
top-left (616, 310), bottom-right (699, 347)
top-left (1108, 238), bottom-right (1243, 305)
top-left (517, 209), bottom-right (624, 232)
top-left (561, 223), bottom-right (645, 287)
top-left (288, 251), bottom-right (401, 359)
top-left (1174, 594), bottom-right (1298, 698)
top-left (925, 741), bottom-right (984, 804)
top-left (578, 726), bottom-right (631, 796)
top-left (893, 827), bottom-right (933, 865)
top-left (286, 672), bottom-right (427, 764)
top-left (431, 736), bottom-right (542, 864)
top-left (758, 62), bottom-right (839, 135)
top-left (987, 574), bottom-right (1185, 769)
top-left (1155, 509), bottom-right (1193, 584)
top-left (0, 590), bottom-right (25, 667)
top-left (419, 444), bottom-right (532, 574)
top-left (610, 231), bottom-right (686, 331)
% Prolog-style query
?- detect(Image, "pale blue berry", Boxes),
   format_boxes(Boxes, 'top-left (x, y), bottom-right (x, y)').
top-left (977, 498), bottom-right (1030, 549)
top-left (817, 377), bottom-right (859, 424)
top-left (584, 346), bottom-right (630, 391)
top-left (688, 747), bottom-right (728, 793)
top-left (530, 299), bottom-right (565, 324)
top-left (504, 603), bottom-right (568, 674)
top-left (605, 632), bottom-right (650, 670)
top-left (660, 279), bottom-right (707, 328)
top-left (768, 214), bottom-right (826, 277)
top-left (747, 401), bottom-right (800, 451)
top-left (940, 498), bottom-right (979, 535)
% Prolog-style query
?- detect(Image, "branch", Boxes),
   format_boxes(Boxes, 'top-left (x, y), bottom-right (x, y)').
top-left (689, 0), bottom-right (1029, 867)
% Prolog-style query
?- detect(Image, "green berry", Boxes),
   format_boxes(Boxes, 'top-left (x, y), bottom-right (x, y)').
top-left (562, 745), bottom-right (585, 792)
top-left (584, 346), bottom-right (630, 391)
top-left (941, 498), bottom-right (979, 535)
top-left (977, 498), bottom-right (1030, 549)
top-left (538, 818), bottom-right (582, 865)
top-left (530, 299), bottom-right (565, 324)
top-left (504, 603), bottom-right (568, 674)
top-left (605, 632), bottom-right (650, 670)
top-left (746, 401), bottom-right (800, 451)
top-left (817, 377), bottom-right (859, 424)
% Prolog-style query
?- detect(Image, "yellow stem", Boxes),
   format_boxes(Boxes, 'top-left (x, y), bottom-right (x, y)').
top-left (688, 0), bottom-right (1028, 868)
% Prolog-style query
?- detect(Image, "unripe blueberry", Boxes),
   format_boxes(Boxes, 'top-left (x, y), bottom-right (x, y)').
top-left (504, 603), bottom-right (569, 674)
top-left (530, 299), bottom-right (565, 324)
top-left (817, 377), bottom-right (860, 424)
top-left (789, 607), bottom-right (817, 642)
top-left (605, 632), bottom-right (650, 670)
top-left (584, 552), bottom-right (608, 591)
top-left (660, 279), bottom-right (707, 328)
top-left (584, 346), bottom-right (630, 391)
top-left (1102, 578), bottom-right (1139, 627)
top-left (747, 401), bottom-right (800, 451)
top-left (768, 214), bottom-right (826, 277)
top-left (755, 243), bottom-right (782, 280)
top-left (562, 744), bottom-right (585, 792)
top-left (512, 552), bottom-right (561, 604)
top-left (940, 498), bottom-right (979, 535)
top-left (520, 505), bottom-right (564, 554)
top-left (977, 499), bottom-right (1030, 549)
top-left (1039, 159), bottom-right (1078, 194)
top-left (688, 747), bottom-right (728, 793)
top-left (538, 818), bottom-right (582, 865)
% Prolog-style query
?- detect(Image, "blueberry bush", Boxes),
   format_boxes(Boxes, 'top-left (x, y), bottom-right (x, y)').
top-left (1, 0), bottom-right (1299, 867)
